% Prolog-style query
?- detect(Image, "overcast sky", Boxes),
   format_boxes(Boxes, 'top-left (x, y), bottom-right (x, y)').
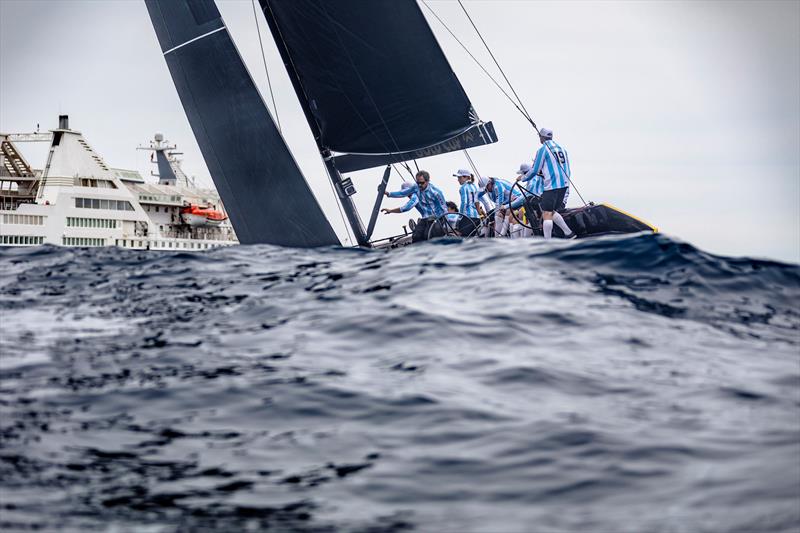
top-left (1, 0), bottom-right (798, 262)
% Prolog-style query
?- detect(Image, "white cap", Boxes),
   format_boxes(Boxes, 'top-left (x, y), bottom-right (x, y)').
top-left (401, 180), bottom-right (415, 189)
top-left (539, 128), bottom-right (553, 139)
top-left (516, 163), bottom-right (531, 175)
top-left (453, 168), bottom-right (472, 177)
top-left (478, 176), bottom-right (489, 188)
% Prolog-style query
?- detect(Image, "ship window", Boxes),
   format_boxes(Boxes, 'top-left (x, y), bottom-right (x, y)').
top-left (75, 198), bottom-right (83, 208)
top-left (100, 200), bottom-right (109, 210)
top-left (91, 199), bottom-right (100, 209)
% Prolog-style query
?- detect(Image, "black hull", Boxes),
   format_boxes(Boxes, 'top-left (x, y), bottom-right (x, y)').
top-left (375, 202), bottom-right (657, 247)
top-left (536, 203), bottom-right (658, 238)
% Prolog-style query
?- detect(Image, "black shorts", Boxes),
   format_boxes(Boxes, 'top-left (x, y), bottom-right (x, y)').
top-left (411, 217), bottom-right (446, 242)
top-left (456, 216), bottom-right (480, 237)
top-left (540, 187), bottom-right (568, 212)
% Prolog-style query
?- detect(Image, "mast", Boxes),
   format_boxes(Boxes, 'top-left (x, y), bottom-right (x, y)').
top-left (258, 1), bottom-right (368, 246)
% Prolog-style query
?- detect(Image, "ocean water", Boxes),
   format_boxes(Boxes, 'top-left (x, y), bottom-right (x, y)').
top-left (0, 233), bottom-right (798, 532)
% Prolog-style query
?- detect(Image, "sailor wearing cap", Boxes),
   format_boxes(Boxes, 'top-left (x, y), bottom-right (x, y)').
top-left (478, 169), bottom-right (526, 237)
top-left (453, 169), bottom-right (481, 236)
top-left (382, 181), bottom-right (424, 216)
top-left (518, 128), bottom-right (576, 239)
top-left (384, 171), bottom-right (447, 242)
top-left (384, 173), bottom-right (446, 219)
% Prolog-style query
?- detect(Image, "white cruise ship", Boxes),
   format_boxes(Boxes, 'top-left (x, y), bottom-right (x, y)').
top-left (0, 116), bottom-right (238, 250)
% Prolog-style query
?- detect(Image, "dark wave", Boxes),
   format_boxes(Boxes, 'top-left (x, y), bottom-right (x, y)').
top-left (1, 234), bottom-right (798, 532)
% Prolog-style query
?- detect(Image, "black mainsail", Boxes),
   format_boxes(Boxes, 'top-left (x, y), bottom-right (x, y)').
top-left (145, 0), bottom-right (339, 247)
top-left (258, 0), bottom-right (498, 244)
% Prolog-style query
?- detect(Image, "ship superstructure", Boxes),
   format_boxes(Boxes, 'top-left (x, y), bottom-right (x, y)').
top-left (0, 115), bottom-right (238, 249)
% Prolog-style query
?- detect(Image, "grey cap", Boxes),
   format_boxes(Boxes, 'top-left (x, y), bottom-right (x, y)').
top-left (516, 163), bottom-right (532, 175)
top-left (453, 168), bottom-right (472, 177)
top-left (539, 128), bottom-right (553, 139)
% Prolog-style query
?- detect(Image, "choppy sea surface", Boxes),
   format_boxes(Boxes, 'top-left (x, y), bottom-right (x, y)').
top-left (1, 233), bottom-right (798, 532)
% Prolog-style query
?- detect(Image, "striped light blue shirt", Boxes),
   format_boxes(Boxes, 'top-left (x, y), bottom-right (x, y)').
top-left (459, 182), bottom-right (480, 218)
top-left (387, 188), bottom-right (423, 215)
top-left (522, 140), bottom-right (571, 191)
top-left (478, 178), bottom-right (523, 208)
top-left (399, 193), bottom-right (420, 214)
top-left (391, 183), bottom-right (447, 218)
top-left (445, 213), bottom-right (461, 226)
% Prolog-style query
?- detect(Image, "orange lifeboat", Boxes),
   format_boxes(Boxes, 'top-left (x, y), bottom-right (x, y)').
top-left (181, 204), bottom-right (227, 227)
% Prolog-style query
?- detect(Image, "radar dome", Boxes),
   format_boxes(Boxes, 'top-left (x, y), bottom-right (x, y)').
top-left (154, 133), bottom-right (164, 142)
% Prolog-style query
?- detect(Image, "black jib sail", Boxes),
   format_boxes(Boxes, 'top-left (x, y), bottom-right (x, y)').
top-left (145, 0), bottom-right (339, 247)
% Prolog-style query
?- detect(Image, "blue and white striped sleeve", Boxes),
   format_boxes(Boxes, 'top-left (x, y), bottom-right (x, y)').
top-left (399, 193), bottom-right (419, 213)
top-left (479, 193), bottom-right (492, 212)
top-left (387, 188), bottom-right (412, 198)
top-left (509, 195), bottom-right (525, 209)
top-left (434, 187), bottom-right (447, 215)
top-left (522, 147), bottom-right (546, 183)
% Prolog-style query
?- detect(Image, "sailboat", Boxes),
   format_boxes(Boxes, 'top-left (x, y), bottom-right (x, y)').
top-left (144, 0), bottom-right (656, 248)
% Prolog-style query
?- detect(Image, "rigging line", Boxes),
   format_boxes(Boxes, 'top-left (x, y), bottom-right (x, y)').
top-left (462, 149), bottom-right (481, 179)
top-left (455, 0), bottom-right (587, 206)
top-left (419, 0), bottom-right (534, 127)
top-left (392, 164), bottom-right (408, 180)
top-left (251, 0), bottom-right (281, 132)
top-left (401, 161), bottom-right (415, 177)
top-left (456, 0), bottom-right (533, 124)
